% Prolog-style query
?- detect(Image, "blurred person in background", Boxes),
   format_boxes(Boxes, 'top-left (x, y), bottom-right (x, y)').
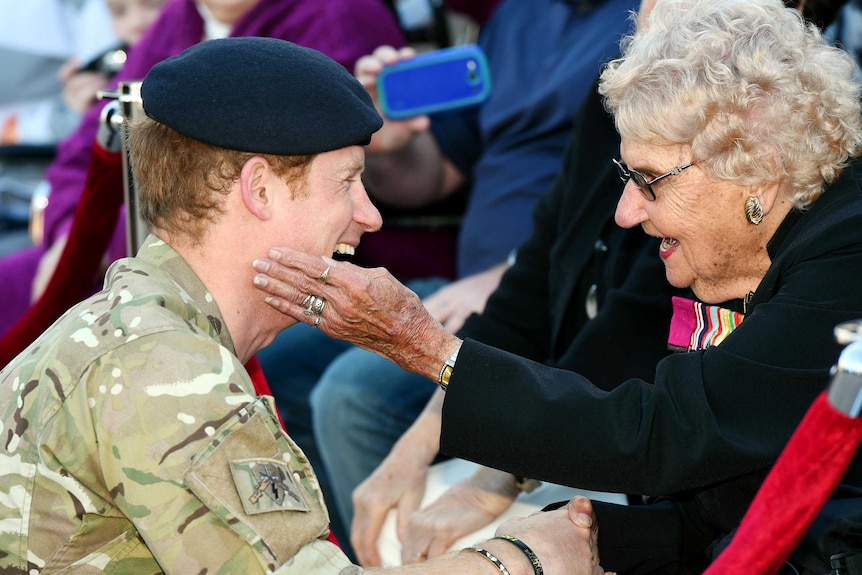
top-left (59, 0), bottom-right (170, 117)
top-left (0, 0), bottom-right (117, 148)
top-left (0, 0), bottom-right (117, 253)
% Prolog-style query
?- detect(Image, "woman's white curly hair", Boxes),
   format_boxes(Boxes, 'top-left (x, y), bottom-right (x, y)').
top-left (599, 0), bottom-right (862, 207)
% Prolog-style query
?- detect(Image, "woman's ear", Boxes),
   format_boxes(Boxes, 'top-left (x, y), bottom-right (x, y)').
top-left (750, 180), bottom-right (784, 216)
top-left (240, 157), bottom-right (274, 220)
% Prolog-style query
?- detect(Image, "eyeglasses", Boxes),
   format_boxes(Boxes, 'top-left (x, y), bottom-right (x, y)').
top-left (612, 158), bottom-right (695, 201)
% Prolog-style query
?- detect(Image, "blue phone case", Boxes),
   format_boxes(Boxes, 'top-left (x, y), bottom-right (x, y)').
top-left (377, 45), bottom-right (491, 120)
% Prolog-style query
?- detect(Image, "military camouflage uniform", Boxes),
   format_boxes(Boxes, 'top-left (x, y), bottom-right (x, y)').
top-left (0, 236), bottom-right (361, 575)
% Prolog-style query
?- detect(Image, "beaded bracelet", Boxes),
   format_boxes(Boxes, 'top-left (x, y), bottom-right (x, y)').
top-left (493, 535), bottom-right (544, 575)
top-left (464, 545), bottom-right (512, 575)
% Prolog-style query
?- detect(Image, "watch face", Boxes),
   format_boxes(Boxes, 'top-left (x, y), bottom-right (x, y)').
top-left (440, 365), bottom-right (454, 387)
top-left (439, 344), bottom-right (461, 390)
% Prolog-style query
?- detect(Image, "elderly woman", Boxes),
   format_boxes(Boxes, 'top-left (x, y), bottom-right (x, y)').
top-left (251, 0), bottom-right (862, 572)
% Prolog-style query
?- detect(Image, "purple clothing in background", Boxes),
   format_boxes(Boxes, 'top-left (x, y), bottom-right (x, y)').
top-left (0, 0), bottom-right (405, 336)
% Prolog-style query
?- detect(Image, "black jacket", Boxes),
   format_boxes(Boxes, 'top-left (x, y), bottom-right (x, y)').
top-left (443, 86), bottom-right (862, 568)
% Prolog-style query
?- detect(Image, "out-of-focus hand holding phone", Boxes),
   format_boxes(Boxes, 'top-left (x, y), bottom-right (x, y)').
top-left (377, 44), bottom-right (492, 120)
top-left (355, 46), bottom-right (430, 154)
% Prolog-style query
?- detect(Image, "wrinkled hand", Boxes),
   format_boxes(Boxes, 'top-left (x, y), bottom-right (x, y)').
top-left (351, 440), bottom-right (432, 566)
top-left (355, 45), bottom-right (431, 153)
top-left (399, 467), bottom-right (518, 565)
top-left (496, 496), bottom-right (610, 575)
top-left (422, 263), bottom-right (508, 333)
top-left (252, 247), bottom-right (458, 380)
top-left (352, 393), bottom-right (445, 566)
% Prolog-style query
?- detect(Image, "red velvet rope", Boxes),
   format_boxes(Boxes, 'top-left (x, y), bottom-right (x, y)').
top-left (705, 392), bottom-right (862, 574)
top-left (0, 143), bottom-right (124, 367)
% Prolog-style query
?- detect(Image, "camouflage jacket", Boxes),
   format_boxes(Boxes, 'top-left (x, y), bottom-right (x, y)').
top-left (0, 236), bottom-right (361, 575)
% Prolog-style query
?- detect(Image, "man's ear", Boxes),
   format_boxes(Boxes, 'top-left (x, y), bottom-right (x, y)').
top-left (240, 157), bottom-right (274, 220)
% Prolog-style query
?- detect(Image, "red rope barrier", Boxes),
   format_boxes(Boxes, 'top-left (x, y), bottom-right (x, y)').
top-left (705, 392), bottom-right (862, 574)
top-left (0, 143), bottom-right (124, 367)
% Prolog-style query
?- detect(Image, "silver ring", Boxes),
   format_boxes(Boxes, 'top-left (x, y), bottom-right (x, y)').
top-left (301, 294), bottom-right (313, 307)
top-left (312, 297), bottom-right (325, 315)
top-left (313, 315), bottom-right (322, 328)
top-left (302, 295), bottom-right (326, 316)
top-left (302, 295), bottom-right (319, 316)
top-left (319, 265), bottom-right (330, 284)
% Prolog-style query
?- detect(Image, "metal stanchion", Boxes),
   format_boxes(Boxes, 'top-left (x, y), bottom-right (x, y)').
top-left (97, 81), bottom-right (146, 255)
top-left (829, 319), bottom-right (862, 417)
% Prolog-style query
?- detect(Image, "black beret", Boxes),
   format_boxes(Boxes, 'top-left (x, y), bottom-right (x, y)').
top-left (140, 37), bottom-right (382, 155)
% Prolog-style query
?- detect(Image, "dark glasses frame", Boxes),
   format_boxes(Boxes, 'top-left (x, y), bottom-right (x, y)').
top-left (613, 158), bottom-right (695, 200)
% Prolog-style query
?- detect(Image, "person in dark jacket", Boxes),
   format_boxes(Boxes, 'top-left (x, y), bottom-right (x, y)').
top-left (250, 1), bottom-right (862, 572)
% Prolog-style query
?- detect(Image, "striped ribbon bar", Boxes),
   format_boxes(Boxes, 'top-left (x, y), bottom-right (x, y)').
top-left (667, 296), bottom-right (744, 352)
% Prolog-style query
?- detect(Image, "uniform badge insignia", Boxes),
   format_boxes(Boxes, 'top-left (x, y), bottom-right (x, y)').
top-left (230, 458), bottom-right (311, 515)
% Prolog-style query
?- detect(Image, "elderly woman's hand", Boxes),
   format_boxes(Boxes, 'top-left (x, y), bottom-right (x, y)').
top-left (252, 247), bottom-right (461, 382)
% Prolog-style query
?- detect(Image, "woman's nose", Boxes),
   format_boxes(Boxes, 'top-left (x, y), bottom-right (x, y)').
top-left (614, 181), bottom-right (648, 229)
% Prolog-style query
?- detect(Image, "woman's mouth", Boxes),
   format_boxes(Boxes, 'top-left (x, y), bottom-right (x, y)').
top-left (659, 237), bottom-right (679, 260)
top-left (334, 243), bottom-right (355, 256)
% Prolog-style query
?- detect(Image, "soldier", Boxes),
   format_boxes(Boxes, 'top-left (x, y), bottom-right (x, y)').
top-left (0, 37), bottom-right (606, 575)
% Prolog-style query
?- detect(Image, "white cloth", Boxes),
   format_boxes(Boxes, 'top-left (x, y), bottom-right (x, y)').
top-left (375, 458), bottom-right (628, 567)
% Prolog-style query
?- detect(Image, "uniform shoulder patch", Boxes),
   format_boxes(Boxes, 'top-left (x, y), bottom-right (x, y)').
top-left (230, 458), bottom-right (311, 515)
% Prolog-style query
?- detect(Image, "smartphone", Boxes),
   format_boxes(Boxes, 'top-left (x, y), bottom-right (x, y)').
top-left (377, 44), bottom-right (491, 120)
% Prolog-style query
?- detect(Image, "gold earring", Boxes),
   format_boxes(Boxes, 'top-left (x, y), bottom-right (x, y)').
top-left (745, 196), bottom-right (763, 225)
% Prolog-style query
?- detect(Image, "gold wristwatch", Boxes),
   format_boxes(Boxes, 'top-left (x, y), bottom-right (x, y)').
top-left (438, 344), bottom-right (461, 391)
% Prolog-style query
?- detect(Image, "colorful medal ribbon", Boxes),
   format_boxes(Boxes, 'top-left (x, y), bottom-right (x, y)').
top-left (667, 296), bottom-right (745, 352)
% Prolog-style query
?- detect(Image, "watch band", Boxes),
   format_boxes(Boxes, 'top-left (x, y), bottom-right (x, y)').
top-left (438, 344), bottom-right (461, 391)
